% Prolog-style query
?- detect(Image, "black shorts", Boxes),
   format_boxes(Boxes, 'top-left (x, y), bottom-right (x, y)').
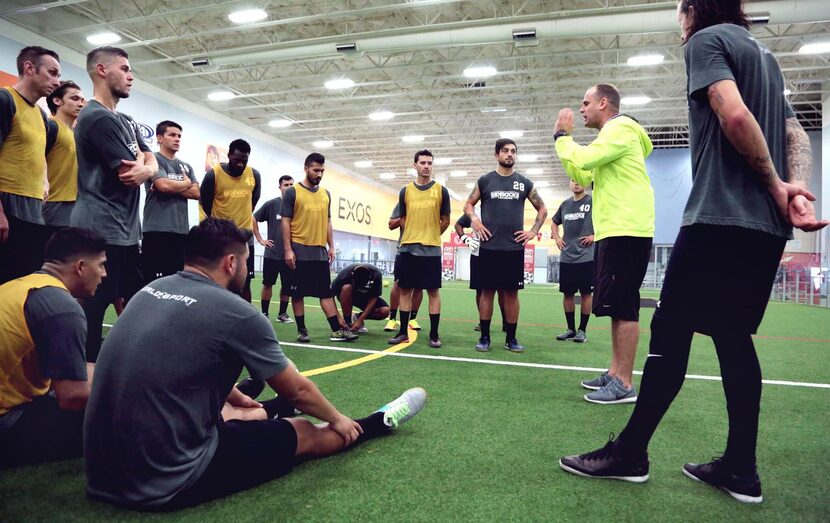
top-left (393, 254), bottom-right (401, 282)
top-left (473, 249), bottom-right (524, 290)
top-left (245, 243), bottom-right (255, 290)
top-left (0, 215), bottom-right (48, 285)
top-left (396, 253), bottom-right (441, 289)
top-left (559, 261), bottom-right (595, 295)
top-left (352, 294), bottom-right (389, 312)
top-left (656, 224), bottom-right (786, 335)
top-left (262, 258), bottom-right (288, 287)
top-left (285, 260), bottom-right (332, 298)
top-left (97, 243), bottom-right (144, 303)
top-left (165, 418), bottom-right (297, 509)
top-left (593, 236), bottom-right (652, 321)
top-left (142, 231), bottom-right (187, 283)
top-left (0, 395), bottom-right (84, 469)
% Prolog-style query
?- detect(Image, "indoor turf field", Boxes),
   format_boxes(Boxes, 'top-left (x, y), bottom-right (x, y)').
top-left (2, 278), bottom-right (828, 522)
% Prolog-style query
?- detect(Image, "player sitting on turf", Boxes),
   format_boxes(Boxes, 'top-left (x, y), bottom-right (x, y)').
top-left (84, 218), bottom-right (428, 510)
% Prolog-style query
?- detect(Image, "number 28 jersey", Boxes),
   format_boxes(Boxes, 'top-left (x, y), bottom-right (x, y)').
top-left (477, 170), bottom-right (534, 252)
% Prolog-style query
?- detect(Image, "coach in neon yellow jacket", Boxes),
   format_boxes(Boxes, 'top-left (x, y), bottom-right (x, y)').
top-left (553, 83), bottom-right (655, 405)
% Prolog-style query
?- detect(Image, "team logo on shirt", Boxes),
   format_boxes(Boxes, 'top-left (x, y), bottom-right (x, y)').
top-left (490, 190), bottom-right (520, 200)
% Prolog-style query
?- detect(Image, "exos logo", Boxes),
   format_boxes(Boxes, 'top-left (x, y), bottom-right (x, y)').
top-left (338, 196), bottom-right (372, 225)
top-left (135, 121), bottom-right (157, 148)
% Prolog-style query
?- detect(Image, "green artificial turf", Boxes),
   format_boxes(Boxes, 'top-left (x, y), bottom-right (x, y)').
top-left (2, 279), bottom-right (828, 521)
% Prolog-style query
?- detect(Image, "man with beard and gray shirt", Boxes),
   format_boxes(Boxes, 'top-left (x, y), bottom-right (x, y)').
top-left (464, 138), bottom-right (547, 353)
top-left (142, 120), bottom-right (199, 282)
top-left (70, 46), bottom-right (158, 363)
top-left (552, 180), bottom-right (595, 343)
top-left (253, 174), bottom-right (294, 322)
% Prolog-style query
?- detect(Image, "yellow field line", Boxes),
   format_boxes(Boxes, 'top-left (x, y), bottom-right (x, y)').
top-left (300, 329), bottom-right (417, 377)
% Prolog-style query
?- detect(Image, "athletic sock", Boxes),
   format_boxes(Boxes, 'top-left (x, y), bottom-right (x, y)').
top-left (296, 315), bottom-right (306, 332)
top-left (326, 315), bottom-right (341, 332)
top-left (389, 308), bottom-right (397, 321)
top-left (505, 322), bottom-right (517, 342)
top-left (578, 313), bottom-right (590, 332)
top-left (565, 311), bottom-right (575, 331)
top-left (261, 396), bottom-right (296, 419)
top-left (480, 319), bottom-right (491, 339)
top-left (397, 311), bottom-right (411, 337)
top-left (429, 313), bottom-right (440, 338)
top-left (278, 300), bottom-right (289, 316)
top-left (410, 308), bottom-right (418, 320)
top-left (355, 412), bottom-right (391, 440)
top-left (262, 299), bottom-right (271, 315)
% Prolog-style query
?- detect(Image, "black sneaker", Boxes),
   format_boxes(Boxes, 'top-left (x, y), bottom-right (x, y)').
top-left (682, 458), bottom-right (763, 503)
top-left (559, 439), bottom-right (649, 483)
top-left (475, 336), bottom-right (491, 352)
top-left (297, 329), bottom-right (310, 343)
top-left (236, 377), bottom-right (265, 398)
top-left (505, 339), bottom-right (524, 353)
top-left (556, 329), bottom-right (576, 341)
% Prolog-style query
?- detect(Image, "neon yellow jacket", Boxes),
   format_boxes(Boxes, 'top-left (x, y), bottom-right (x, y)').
top-left (554, 115), bottom-right (655, 241)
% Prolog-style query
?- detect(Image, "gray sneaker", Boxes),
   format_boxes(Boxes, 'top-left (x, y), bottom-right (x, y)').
top-left (297, 329), bottom-right (310, 343)
top-left (330, 328), bottom-right (359, 342)
top-left (584, 377), bottom-right (637, 404)
top-left (573, 330), bottom-right (587, 343)
top-left (277, 313), bottom-right (294, 323)
top-left (581, 371), bottom-right (611, 391)
top-left (475, 337), bottom-right (491, 352)
top-left (376, 387), bottom-right (428, 428)
top-left (556, 329), bottom-right (576, 341)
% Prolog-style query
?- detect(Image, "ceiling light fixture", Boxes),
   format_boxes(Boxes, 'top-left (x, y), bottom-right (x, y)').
top-left (465, 182), bottom-right (475, 189)
top-left (450, 170), bottom-right (467, 177)
top-left (407, 168), bottom-right (417, 176)
top-left (526, 168), bottom-right (544, 176)
top-left (402, 135), bottom-right (424, 143)
top-left (519, 154), bottom-right (538, 162)
top-left (480, 107), bottom-right (507, 113)
top-left (627, 54), bottom-right (664, 66)
top-left (799, 42), bottom-right (830, 54)
top-left (621, 96), bottom-right (651, 105)
top-left (324, 78), bottom-right (355, 90)
top-left (355, 160), bottom-right (373, 168)
top-left (379, 173), bottom-right (396, 180)
top-left (500, 130), bottom-right (523, 139)
top-left (434, 158), bottom-right (453, 165)
top-left (228, 8), bottom-right (267, 24)
top-left (783, 88), bottom-right (792, 96)
top-left (208, 90), bottom-right (236, 101)
top-left (312, 140), bottom-right (334, 148)
top-left (368, 110), bottom-right (395, 121)
top-left (268, 118), bottom-right (293, 128)
top-left (463, 66), bottom-right (497, 78)
top-left (86, 32), bottom-right (121, 45)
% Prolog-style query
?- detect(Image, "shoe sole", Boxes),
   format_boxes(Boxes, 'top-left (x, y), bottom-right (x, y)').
top-left (330, 337), bottom-right (359, 342)
top-left (388, 338), bottom-right (409, 344)
top-left (556, 337), bottom-right (575, 341)
top-left (583, 394), bottom-right (637, 405)
top-left (573, 339), bottom-right (587, 343)
top-left (681, 467), bottom-right (763, 504)
top-left (559, 460), bottom-right (649, 483)
top-left (581, 383), bottom-right (603, 391)
top-left (278, 319), bottom-right (295, 323)
top-left (475, 346), bottom-right (490, 352)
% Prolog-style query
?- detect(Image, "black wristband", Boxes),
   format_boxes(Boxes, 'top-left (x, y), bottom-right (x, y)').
top-left (553, 130), bottom-right (569, 141)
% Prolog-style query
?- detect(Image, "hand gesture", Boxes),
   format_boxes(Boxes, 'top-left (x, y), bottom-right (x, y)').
top-left (787, 194), bottom-right (829, 232)
top-left (554, 108), bottom-right (574, 135)
top-left (514, 230), bottom-right (536, 246)
top-left (118, 159), bottom-right (150, 187)
top-left (460, 234), bottom-right (480, 250)
top-left (285, 250), bottom-right (296, 270)
top-left (258, 239), bottom-right (274, 248)
top-left (471, 215), bottom-right (491, 241)
top-left (579, 234), bottom-right (595, 247)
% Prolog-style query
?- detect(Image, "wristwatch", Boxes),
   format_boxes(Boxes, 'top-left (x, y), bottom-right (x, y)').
top-left (553, 130), bottom-right (569, 141)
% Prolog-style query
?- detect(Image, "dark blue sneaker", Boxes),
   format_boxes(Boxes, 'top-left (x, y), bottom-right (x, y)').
top-left (475, 337), bottom-right (491, 352)
top-left (683, 458), bottom-right (763, 504)
top-left (505, 339), bottom-right (524, 353)
top-left (560, 439), bottom-right (649, 483)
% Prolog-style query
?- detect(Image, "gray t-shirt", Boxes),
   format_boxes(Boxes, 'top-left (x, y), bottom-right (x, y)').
top-left (0, 281), bottom-right (87, 430)
top-left (683, 23), bottom-right (793, 240)
top-left (390, 203), bottom-right (403, 247)
top-left (42, 201), bottom-right (74, 227)
top-left (477, 170), bottom-right (534, 251)
top-left (280, 184), bottom-right (330, 261)
top-left (553, 195), bottom-right (595, 263)
top-left (253, 196), bottom-right (284, 259)
top-left (142, 153), bottom-right (196, 234)
top-left (70, 100), bottom-right (151, 246)
top-left (397, 181), bottom-right (451, 257)
top-left (84, 270), bottom-right (288, 508)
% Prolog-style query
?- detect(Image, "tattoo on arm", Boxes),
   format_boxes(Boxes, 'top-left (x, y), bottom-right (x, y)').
top-left (785, 117), bottom-right (813, 185)
top-left (707, 81), bottom-right (779, 188)
top-left (527, 188), bottom-right (548, 233)
top-left (465, 185), bottom-right (481, 218)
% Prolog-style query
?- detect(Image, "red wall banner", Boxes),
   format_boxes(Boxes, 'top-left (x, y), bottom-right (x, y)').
top-left (523, 246), bottom-right (535, 285)
top-left (442, 243), bottom-right (455, 280)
